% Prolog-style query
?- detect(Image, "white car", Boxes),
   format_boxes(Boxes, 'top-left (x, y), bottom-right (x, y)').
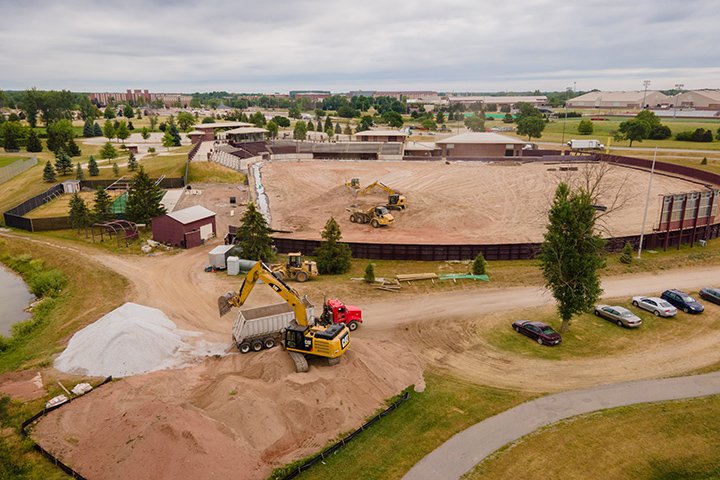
top-left (631, 296), bottom-right (677, 317)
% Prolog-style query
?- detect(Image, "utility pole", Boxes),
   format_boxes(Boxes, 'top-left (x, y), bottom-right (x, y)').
top-left (642, 80), bottom-right (651, 109)
top-left (673, 83), bottom-right (684, 119)
top-left (637, 147), bottom-right (658, 259)
top-left (560, 86), bottom-right (572, 151)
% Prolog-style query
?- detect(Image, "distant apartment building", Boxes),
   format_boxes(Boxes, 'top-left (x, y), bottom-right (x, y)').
top-left (566, 91), bottom-right (670, 109)
top-left (289, 90), bottom-right (331, 101)
top-left (88, 89), bottom-right (192, 107)
top-left (346, 90), bottom-right (440, 102)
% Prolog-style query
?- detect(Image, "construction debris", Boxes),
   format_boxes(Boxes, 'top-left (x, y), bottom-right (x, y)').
top-left (396, 273), bottom-right (438, 282)
top-left (439, 274), bottom-right (490, 281)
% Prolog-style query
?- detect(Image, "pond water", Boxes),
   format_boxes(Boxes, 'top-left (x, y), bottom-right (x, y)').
top-left (0, 265), bottom-right (34, 336)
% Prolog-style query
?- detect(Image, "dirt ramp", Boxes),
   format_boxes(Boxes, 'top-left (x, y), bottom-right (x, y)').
top-left (33, 339), bottom-right (422, 479)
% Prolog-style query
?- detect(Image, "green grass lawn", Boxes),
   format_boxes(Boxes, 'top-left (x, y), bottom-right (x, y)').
top-left (465, 395), bottom-right (720, 480)
top-left (485, 293), bottom-right (720, 361)
top-left (187, 161), bottom-right (246, 184)
top-left (0, 156), bottom-right (28, 168)
top-left (282, 372), bottom-right (532, 480)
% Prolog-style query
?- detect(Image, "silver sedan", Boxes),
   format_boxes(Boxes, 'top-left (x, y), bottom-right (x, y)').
top-left (594, 305), bottom-right (642, 328)
top-left (631, 296), bottom-right (678, 317)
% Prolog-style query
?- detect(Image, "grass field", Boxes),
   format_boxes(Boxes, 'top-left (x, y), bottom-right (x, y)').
top-left (466, 395), bottom-right (720, 480)
top-left (286, 372), bottom-right (532, 480)
top-left (187, 161), bottom-right (246, 184)
top-left (486, 294), bottom-right (720, 360)
top-left (0, 156), bottom-right (27, 168)
top-left (25, 190), bottom-right (124, 218)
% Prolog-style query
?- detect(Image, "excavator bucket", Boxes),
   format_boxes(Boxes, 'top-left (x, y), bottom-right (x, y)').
top-left (218, 292), bottom-right (237, 317)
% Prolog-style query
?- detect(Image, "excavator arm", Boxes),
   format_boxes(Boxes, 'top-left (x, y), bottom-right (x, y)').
top-left (358, 181), bottom-right (398, 196)
top-left (218, 261), bottom-right (311, 325)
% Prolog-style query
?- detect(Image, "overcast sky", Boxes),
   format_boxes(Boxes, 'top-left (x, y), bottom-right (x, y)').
top-left (1, 0), bottom-right (718, 93)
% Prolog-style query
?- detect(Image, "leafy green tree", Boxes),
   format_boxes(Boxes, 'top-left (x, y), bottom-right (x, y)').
top-left (539, 182), bottom-right (605, 333)
top-left (46, 119), bottom-right (74, 153)
top-left (87, 155), bottom-right (100, 176)
top-left (271, 116), bottom-right (290, 127)
top-left (140, 126), bottom-right (151, 142)
top-left (162, 131), bottom-right (175, 151)
top-left (127, 152), bottom-right (138, 171)
top-left (293, 121), bottom-right (307, 140)
top-left (66, 138), bottom-right (81, 157)
top-left (123, 104), bottom-right (134, 118)
top-left (577, 119), bottom-right (594, 135)
top-left (237, 203), bottom-right (274, 261)
top-left (436, 111), bottom-right (445, 124)
top-left (149, 115), bottom-right (158, 131)
top-left (325, 119), bottom-right (335, 137)
top-left (472, 253), bottom-right (487, 275)
top-left (83, 119), bottom-right (95, 137)
top-left (516, 116), bottom-right (545, 140)
top-left (250, 111), bottom-right (266, 127)
top-left (620, 242), bottom-right (634, 264)
top-left (103, 106), bottom-right (115, 119)
top-left (201, 116), bottom-right (215, 124)
top-left (382, 111), bottom-right (403, 128)
top-left (42, 160), bottom-right (56, 182)
top-left (364, 262), bottom-right (375, 283)
top-left (54, 150), bottom-right (73, 176)
top-left (288, 106), bottom-right (301, 119)
top-left (75, 162), bottom-right (85, 180)
top-left (502, 113), bottom-right (514, 123)
top-left (1, 121), bottom-right (24, 151)
top-left (464, 114), bottom-right (485, 132)
top-left (68, 192), bottom-right (91, 230)
top-left (616, 119), bottom-right (650, 147)
top-left (93, 122), bottom-right (102, 136)
top-left (315, 217), bottom-right (352, 274)
top-left (26, 128), bottom-right (42, 152)
top-left (92, 187), bottom-right (113, 222)
top-left (421, 118), bottom-right (437, 131)
top-left (21, 88), bottom-right (41, 127)
top-left (103, 120), bottom-right (115, 141)
top-left (116, 121), bottom-right (130, 142)
top-left (177, 111), bottom-right (195, 131)
top-left (125, 166), bottom-right (166, 224)
top-left (112, 162), bottom-right (120, 176)
top-left (357, 115), bottom-right (374, 132)
top-left (266, 120), bottom-right (279, 139)
top-left (100, 141), bottom-right (118, 160)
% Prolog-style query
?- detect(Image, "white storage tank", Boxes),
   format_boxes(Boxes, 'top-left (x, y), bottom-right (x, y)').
top-left (227, 256), bottom-right (241, 275)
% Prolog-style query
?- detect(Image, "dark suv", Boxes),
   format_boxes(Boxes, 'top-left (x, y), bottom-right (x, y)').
top-left (660, 289), bottom-right (704, 314)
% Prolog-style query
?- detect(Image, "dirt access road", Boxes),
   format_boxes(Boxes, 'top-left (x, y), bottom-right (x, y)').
top-left (7, 231), bottom-right (719, 394)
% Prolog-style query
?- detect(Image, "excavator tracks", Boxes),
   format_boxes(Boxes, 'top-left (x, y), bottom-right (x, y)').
top-left (289, 351), bottom-right (309, 373)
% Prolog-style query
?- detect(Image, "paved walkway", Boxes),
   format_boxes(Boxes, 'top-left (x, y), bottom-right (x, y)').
top-left (192, 140), bottom-right (214, 162)
top-left (402, 372), bottom-right (720, 480)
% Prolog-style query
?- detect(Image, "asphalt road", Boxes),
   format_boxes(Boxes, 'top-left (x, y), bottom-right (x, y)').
top-left (403, 372), bottom-right (720, 480)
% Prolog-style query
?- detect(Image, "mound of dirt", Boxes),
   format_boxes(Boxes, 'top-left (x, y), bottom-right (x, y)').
top-left (33, 339), bottom-right (423, 480)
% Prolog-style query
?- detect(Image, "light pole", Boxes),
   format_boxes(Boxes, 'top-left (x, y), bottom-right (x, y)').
top-left (642, 80), bottom-right (651, 109)
top-left (673, 83), bottom-right (684, 119)
top-left (637, 146), bottom-right (658, 259)
top-left (560, 86), bottom-right (572, 150)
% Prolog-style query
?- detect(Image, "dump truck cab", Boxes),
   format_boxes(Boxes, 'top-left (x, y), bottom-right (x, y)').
top-left (373, 206), bottom-right (394, 226)
top-left (320, 298), bottom-right (363, 331)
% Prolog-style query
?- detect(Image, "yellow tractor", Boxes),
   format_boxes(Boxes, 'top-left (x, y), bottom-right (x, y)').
top-left (271, 252), bottom-right (318, 282)
top-left (345, 178), bottom-right (360, 189)
top-left (357, 181), bottom-right (408, 210)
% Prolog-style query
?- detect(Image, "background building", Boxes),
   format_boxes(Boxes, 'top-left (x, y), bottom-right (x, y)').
top-left (673, 90), bottom-right (720, 110)
top-left (152, 205), bottom-right (216, 248)
top-left (566, 91), bottom-right (670, 109)
top-left (436, 132), bottom-right (526, 158)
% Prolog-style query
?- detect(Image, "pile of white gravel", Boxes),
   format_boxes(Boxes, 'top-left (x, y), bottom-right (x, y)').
top-left (55, 303), bottom-right (225, 378)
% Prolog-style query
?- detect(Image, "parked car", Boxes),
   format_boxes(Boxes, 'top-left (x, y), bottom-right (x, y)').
top-left (660, 289), bottom-right (704, 314)
top-left (594, 305), bottom-right (642, 328)
top-left (699, 287), bottom-right (720, 305)
top-left (512, 320), bottom-right (562, 346)
top-left (631, 296), bottom-right (677, 317)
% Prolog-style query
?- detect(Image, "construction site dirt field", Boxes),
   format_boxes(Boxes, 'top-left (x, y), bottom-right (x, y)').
top-left (261, 160), bottom-right (705, 243)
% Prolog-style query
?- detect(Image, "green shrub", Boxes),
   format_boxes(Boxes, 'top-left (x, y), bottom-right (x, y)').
top-left (620, 242), bottom-right (634, 264)
top-left (701, 157), bottom-right (708, 165)
top-left (27, 270), bottom-right (66, 297)
top-left (364, 262), bottom-right (375, 283)
top-left (472, 253), bottom-right (487, 275)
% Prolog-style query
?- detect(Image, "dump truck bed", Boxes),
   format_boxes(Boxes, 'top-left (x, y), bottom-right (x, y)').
top-left (232, 301), bottom-right (315, 347)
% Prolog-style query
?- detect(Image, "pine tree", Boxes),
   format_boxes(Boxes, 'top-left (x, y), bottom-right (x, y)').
top-left (68, 192), bottom-right (91, 230)
top-left (87, 155), bottom-right (100, 176)
top-left (26, 129), bottom-right (43, 152)
top-left (125, 166), bottom-right (166, 224)
top-left (42, 160), bottom-right (56, 182)
top-left (127, 152), bottom-right (138, 172)
top-left (237, 203), bottom-right (274, 261)
top-left (127, 121), bottom-right (135, 131)
top-left (54, 150), bottom-right (73, 176)
top-left (472, 253), bottom-right (487, 275)
top-left (335, 122), bottom-right (342, 135)
top-left (83, 119), bottom-right (94, 137)
top-left (307, 120), bottom-right (315, 131)
top-left (314, 217), bottom-right (352, 274)
top-left (100, 141), bottom-right (118, 160)
top-left (112, 162), bottom-right (119, 176)
top-left (343, 124), bottom-right (352, 135)
top-left (103, 120), bottom-right (115, 140)
top-left (66, 138), bottom-right (81, 157)
top-left (169, 124), bottom-right (181, 146)
top-left (75, 162), bottom-right (85, 180)
top-left (620, 242), bottom-right (634, 264)
top-left (93, 122), bottom-right (103, 137)
top-left (92, 187), bottom-right (113, 222)
top-left (316, 119), bottom-right (323, 132)
top-left (364, 262), bottom-right (375, 283)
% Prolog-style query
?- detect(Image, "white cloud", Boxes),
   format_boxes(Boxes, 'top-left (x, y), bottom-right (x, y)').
top-left (0, 0), bottom-right (717, 92)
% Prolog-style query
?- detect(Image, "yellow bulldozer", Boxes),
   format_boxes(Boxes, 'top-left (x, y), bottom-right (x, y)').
top-left (270, 252), bottom-right (318, 282)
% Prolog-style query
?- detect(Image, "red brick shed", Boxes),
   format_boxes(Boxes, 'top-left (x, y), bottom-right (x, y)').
top-left (152, 205), bottom-right (216, 248)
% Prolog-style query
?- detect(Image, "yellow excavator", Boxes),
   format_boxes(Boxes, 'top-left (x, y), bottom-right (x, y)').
top-left (357, 180), bottom-right (408, 210)
top-left (218, 261), bottom-right (350, 372)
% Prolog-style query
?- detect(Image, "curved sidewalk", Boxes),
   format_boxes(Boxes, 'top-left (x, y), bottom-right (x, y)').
top-left (403, 372), bottom-right (720, 480)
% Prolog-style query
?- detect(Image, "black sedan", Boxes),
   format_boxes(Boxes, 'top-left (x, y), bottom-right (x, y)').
top-left (512, 320), bottom-right (562, 346)
top-left (699, 288), bottom-right (720, 305)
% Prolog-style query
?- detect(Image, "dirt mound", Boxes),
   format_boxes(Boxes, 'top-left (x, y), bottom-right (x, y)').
top-left (33, 339), bottom-right (422, 480)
